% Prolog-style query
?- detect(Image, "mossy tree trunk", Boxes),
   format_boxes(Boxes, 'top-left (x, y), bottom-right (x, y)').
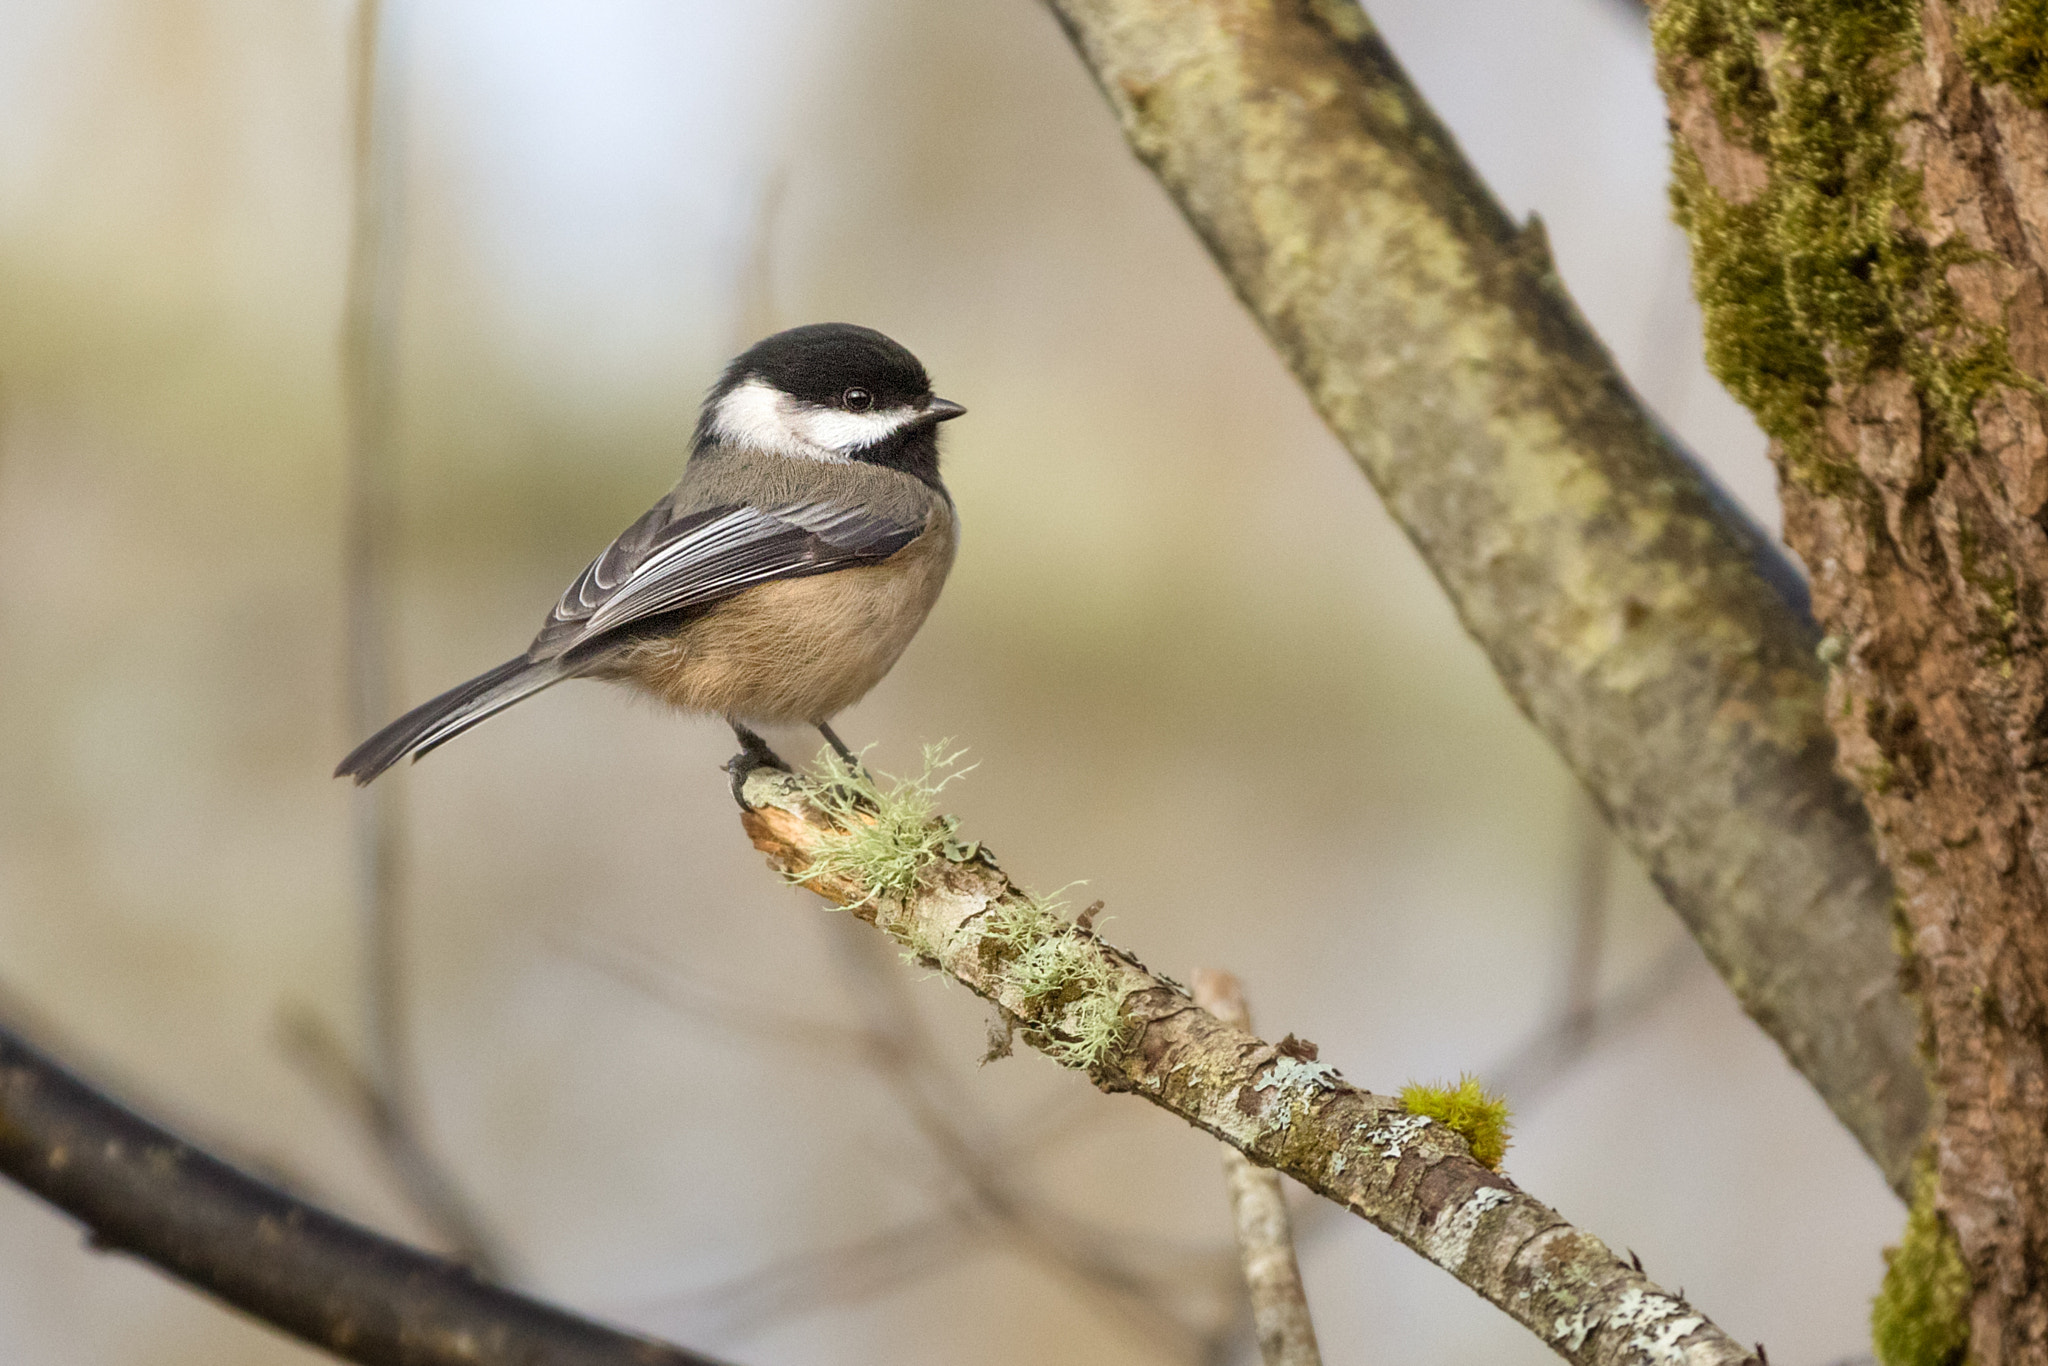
top-left (1652, 1), bottom-right (2048, 1358)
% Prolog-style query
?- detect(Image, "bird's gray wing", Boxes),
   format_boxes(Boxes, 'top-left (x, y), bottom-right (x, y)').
top-left (531, 499), bottom-right (925, 659)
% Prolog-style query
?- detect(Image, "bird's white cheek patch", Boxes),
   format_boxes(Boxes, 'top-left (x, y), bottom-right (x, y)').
top-left (792, 405), bottom-right (922, 452)
top-left (709, 379), bottom-right (821, 460)
top-left (708, 378), bottom-right (921, 461)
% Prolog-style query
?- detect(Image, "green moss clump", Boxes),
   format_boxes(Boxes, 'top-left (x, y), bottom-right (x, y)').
top-left (1963, 0), bottom-right (2048, 106)
top-left (1653, 0), bottom-right (2032, 492)
top-left (1669, 141), bottom-right (1841, 488)
top-left (1872, 1152), bottom-right (1972, 1366)
top-left (1399, 1075), bottom-right (1513, 1170)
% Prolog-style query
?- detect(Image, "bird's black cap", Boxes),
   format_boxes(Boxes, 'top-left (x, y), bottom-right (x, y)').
top-left (713, 323), bottom-right (933, 410)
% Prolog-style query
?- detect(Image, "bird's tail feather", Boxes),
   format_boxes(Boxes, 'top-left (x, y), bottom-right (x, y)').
top-left (335, 655), bottom-right (571, 785)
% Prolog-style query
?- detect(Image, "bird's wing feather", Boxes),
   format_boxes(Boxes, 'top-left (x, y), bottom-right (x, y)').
top-left (533, 500), bottom-right (925, 658)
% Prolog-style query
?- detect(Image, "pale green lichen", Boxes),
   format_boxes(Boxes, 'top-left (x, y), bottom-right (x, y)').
top-left (1608, 1287), bottom-right (1708, 1359)
top-left (982, 895), bottom-right (1133, 1070)
top-left (1360, 1110), bottom-right (1432, 1162)
top-left (1264, 1056), bottom-right (1343, 1094)
top-left (1251, 1055), bottom-right (1346, 1134)
top-left (779, 748), bottom-right (1131, 1070)
top-left (1400, 1075), bottom-right (1513, 1170)
top-left (1872, 1151), bottom-right (1972, 1366)
top-left (786, 743), bottom-right (979, 910)
top-left (1424, 1185), bottom-right (1515, 1270)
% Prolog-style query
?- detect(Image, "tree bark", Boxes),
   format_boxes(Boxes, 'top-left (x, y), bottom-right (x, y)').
top-left (1651, 0), bottom-right (2048, 1357)
top-left (1040, 0), bottom-right (1929, 1196)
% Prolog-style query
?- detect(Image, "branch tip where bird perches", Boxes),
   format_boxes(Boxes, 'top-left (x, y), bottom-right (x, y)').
top-left (738, 762), bottom-right (1761, 1365)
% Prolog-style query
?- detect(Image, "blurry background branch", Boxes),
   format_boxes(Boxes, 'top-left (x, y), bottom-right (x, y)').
top-left (739, 767), bottom-right (1762, 1366)
top-left (1482, 799), bottom-right (1704, 1102)
top-left (0, 1017), bottom-right (726, 1366)
top-left (569, 918), bottom-right (1241, 1361)
top-left (325, 0), bottom-right (506, 1275)
top-left (1188, 970), bottom-right (1322, 1366)
top-left (1040, 0), bottom-right (1926, 1195)
top-left (1281, 794), bottom-right (1704, 1265)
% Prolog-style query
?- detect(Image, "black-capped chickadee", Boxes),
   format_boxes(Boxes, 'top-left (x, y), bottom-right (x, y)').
top-left (336, 323), bottom-right (965, 797)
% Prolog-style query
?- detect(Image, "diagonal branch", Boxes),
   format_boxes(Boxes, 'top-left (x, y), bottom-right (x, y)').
top-left (0, 1020), bottom-right (726, 1366)
top-left (737, 767), bottom-right (1761, 1366)
top-left (1035, 0), bottom-right (1928, 1194)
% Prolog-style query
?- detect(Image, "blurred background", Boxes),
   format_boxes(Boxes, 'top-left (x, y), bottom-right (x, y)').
top-left (0, 1), bottom-right (1891, 1363)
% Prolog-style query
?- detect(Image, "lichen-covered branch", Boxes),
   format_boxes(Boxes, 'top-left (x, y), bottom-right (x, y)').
top-left (1038, 0), bottom-right (1928, 1194)
top-left (0, 1020), bottom-right (724, 1366)
top-left (739, 766), bottom-right (1758, 1366)
top-left (1189, 970), bottom-right (1323, 1366)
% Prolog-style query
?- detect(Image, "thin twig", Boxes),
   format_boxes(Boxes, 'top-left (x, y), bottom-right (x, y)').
top-left (278, 1006), bottom-right (513, 1274)
top-left (654, 1209), bottom-right (981, 1340)
top-left (341, 0), bottom-right (407, 1101)
top-left (335, 0), bottom-right (505, 1273)
top-left (739, 766), bottom-right (1760, 1365)
top-left (583, 910), bottom-right (1235, 1359)
top-left (1189, 970), bottom-right (1323, 1366)
top-left (0, 1019), bottom-right (728, 1366)
top-left (732, 167), bottom-right (788, 348)
top-left (1556, 802), bottom-right (1614, 1059)
top-left (1486, 936), bottom-right (1703, 1103)
top-left (558, 923), bottom-right (888, 1062)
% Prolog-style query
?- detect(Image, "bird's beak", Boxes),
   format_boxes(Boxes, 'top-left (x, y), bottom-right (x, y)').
top-left (924, 396), bottom-right (967, 422)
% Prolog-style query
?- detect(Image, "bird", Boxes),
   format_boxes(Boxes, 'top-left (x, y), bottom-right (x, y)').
top-left (335, 322), bottom-right (965, 800)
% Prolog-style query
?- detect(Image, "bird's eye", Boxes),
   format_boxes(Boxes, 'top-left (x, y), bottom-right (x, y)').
top-left (843, 387), bottom-right (874, 412)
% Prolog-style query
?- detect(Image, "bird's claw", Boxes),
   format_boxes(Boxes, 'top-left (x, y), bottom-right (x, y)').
top-left (726, 728), bottom-right (791, 809)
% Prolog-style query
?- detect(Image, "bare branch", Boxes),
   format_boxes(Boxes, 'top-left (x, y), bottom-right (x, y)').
top-left (0, 1020), bottom-right (727, 1366)
top-left (653, 1209), bottom-right (979, 1341)
top-left (1189, 971), bottom-right (1322, 1366)
top-left (582, 915), bottom-right (1235, 1358)
top-left (1036, 0), bottom-right (1926, 1194)
top-left (337, 0), bottom-right (505, 1273)
top-left (1486, 937), bottom-right (1703, 1104)
top-left (1554, 804), bottom-right (1614, 1060)
top-left (738, 767), bottom-right (1762, 1366)
top-left (560, 924), bottom-right (889, 1062)
top-left (340, 1), bottom-right (406, 1075)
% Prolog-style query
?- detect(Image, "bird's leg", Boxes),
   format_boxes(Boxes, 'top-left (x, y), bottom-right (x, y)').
top-left (726, 722), bottom-right (790, 808)
top-left (816, 721), bottom-right (863, 772)
top-left (813, 721), bottom-right (879, 808)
